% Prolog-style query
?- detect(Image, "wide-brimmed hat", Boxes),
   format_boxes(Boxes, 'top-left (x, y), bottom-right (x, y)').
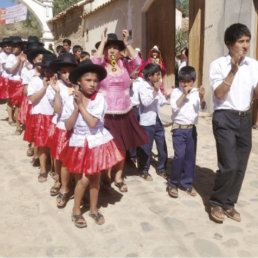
top-left (0, 37), bottom-right (12, 47)
top-left (50, 53), bottom-right (77, 72)
top-left (151, 45), bottom-right (160, 53)
top-left (26, 43), bottom-right (50, 64)
top-left (35, 52), bottom-right (57, 68)
top-left (69, 59), bottom-right (107, 84)
top-left (95, 33), bottom-right (125, 51)
top-left (10, 36), bottom-right (24, 47)
top-left (25, 36), bottom-right (44, 49)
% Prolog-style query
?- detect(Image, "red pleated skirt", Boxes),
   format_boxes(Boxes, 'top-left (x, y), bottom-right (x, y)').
top-left (50, 127), bottom-right (71, 160)
top-left (0, 76), bottom-right (9, 99)
top-left (46, 121), bottom-right (56, 149)
top-left (104, 109), bottom-right (149, 151)
top-left (8, 79), bottom-right (23, 106)
top-left (62, 139), bottom-right (124, 175)
top-left (18, 96), bottom-right (30, 124)
top-left (23, 113), bottom-right (53, 147)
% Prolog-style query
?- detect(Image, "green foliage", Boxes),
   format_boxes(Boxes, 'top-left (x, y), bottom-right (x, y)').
top-left (53, 0), bottom-right (82, 16)
top-left (176, 0), bottom-right (189, 17)
top-left (175, 28), bottom-right (188, 57)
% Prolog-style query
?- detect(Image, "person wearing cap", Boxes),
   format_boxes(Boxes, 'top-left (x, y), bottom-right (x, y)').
top-left (0, 37), bottom-right (12, 102)
top-left (209, 23), bottom-right (258, 223)
top-left (4, 36), bottom-right (26, 134)
top-left (145, 45), bottom-right (166, 94)
top-left (45, 53), bottom-right (77, 202)
top-left (61, 59), bottom-right (124, 228)
top-left (26, 52), bottom-right (57, 183)
top-left (92, 28), bottom-right (149, 193)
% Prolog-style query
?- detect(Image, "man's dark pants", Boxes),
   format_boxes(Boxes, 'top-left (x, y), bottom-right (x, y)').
top-left (210, 110), bottom-right (252, 210)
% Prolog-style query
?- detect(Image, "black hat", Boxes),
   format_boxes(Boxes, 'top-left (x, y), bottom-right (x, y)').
top-left (95, 33), bottom-right (125, 51)
top-left (50, 53), bottom-right (77, 72)
top-left (25, 36), bottom-right (44, 49)
top-left (26, 44), bottom-right (50, 64)
top-left (69, 59), bottom-right (107, 84)
top-left (10, 36), bottom-right (24, 47)
top-left (0, 37), bottom-right (12, 47)
top-left (35, 52), bottom-right (57, 68)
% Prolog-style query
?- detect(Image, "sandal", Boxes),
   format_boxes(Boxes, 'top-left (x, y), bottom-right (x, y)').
top-left (15, 129), bottom-right (23, 135)
top-left (8, 121), bottom-right (16, 126)
top-left (26, 147), bottom-right (34, 157)
top-left (38, 172), bottom-right (48, 183)
top-left (72, 214), bottom-right (87, 228)
top-left (167, 185), bottom-right (178, 198)
top-left (56, 191), bottom-right (70, 208)
top-left (156, 170), bottom-right (168, 180)
top-left (185, 187), bottom-right (197, 197)
top-left (210, 206), bottom-right (225, 222)
top-left (140, 173), bottom-right (153, 181)
top-left (50, 181), bottom-right (61, 196)
top-left (114, 181), bottom-right (128, 192)
top-left (89, 212), bottom-right (105, 225)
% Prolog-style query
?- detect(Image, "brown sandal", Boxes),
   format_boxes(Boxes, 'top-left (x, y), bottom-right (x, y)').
top-left (89, 212), bottom-right (105, 225)
top-left (210, 206), bottom-right (225, 222)
top-left (50, 181), bottom-right (61, 196)
top-left (72, 214), bottom-right (87, 228)
top-left (140, 173), bottom-right (153, 181)
top-left (114, 181), bottom-right (128, 192)
top-left (167, 185), bottom-right (178, 198)
top-left (185, 187), bottom-right (197, 197)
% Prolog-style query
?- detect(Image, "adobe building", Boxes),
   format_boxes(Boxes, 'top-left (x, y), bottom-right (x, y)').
top-left (48, 0), bottom-right (258, 113)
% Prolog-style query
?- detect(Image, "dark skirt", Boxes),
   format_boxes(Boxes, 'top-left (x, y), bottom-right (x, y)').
top-left (104, 109), bottom-right (149, 151)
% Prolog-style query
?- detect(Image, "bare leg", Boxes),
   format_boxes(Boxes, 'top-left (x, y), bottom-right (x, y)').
top-left (14, 107), bottom-right (22, 133)
top-left (7, 100), bottom-right (14, 123)
top-left (60, 166), bottom-right (70, 193)
top-left (73, 174), bottom-right (89, 215)
top-left (114, 150), bottom-right (127, 191)
top-left (38, 146), bottom-right (49, 173)
top-left (89, 174), bottom-right (101, 214)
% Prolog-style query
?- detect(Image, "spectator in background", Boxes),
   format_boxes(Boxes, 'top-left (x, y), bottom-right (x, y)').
top-left (48, 43), bottom-right (55, 54)
top-left (63, 39), bottom-right (72, 53)
top-left (80, 51), bottom-right (90, 62)
top-left (56, 45), bottom-right (65, 56)
top-left (178, 47), bottom-right (188, 72)
top-left (91, 49), bottom-right (96, 56)
top-left (73, 45), bottom-right (83, 64)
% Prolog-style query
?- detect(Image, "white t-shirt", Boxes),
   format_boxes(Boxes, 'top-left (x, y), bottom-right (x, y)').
top-left (0, 52), bottom-right (10, 78)
top-left (27, 76), bottom-right (54, 115)
top-left (21, 67), bottom-right (35, 85)
top-left (209, 54), bottom-right (258, 111)
top-left (130, 77), bottom-right (143, 106)
top-left (61, 92), bottom-right (113, 148)
top-left (170, 87), bottom-right (206, 125)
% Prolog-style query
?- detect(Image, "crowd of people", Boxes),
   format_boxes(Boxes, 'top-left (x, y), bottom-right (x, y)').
top-left (0, 23), bottom-right (257, 228)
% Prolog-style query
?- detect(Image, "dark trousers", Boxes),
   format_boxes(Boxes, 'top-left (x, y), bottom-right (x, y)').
top-left (168, 126), bottom-right (197, 189)
top-left (210, 110), bottom-right (252, 210)
top-left (138, 117), bottom-right (167, 173)
top-left (128, 106), bottom-right (139, 159)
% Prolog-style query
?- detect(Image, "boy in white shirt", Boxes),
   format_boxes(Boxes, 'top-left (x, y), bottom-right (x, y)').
top-left (167, 66), bottom-right (206, 198)
top-left (138, 63), bottom-right (168, 181)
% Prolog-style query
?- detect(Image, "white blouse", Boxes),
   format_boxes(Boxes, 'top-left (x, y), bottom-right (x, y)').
top-left (27, 76), bottom-right (54, 115)
top-left (5, 54), bottom-right (22, 81)
top-left (61, 92), bottom-right (113, 149)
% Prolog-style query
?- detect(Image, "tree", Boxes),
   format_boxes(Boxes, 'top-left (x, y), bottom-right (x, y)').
top-left (175, 28), bottom-right (188, 57)
top-left (176, 0), bottom-right (189, 17)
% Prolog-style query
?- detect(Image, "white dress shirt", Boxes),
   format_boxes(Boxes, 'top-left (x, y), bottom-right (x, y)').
top-left (27, 76), bottom-right (54, 115)
top-left (0, 51), bottom-right (8, 75)
top-left (61, 92), bottom-right (113, 149)
top-left (138, 80), bottom-right (168, 126)
top-left (209, 54), bottom-right (258, 111)
top-left (130, 76), bottom-right (144, 106)
top-left (170, 87), bottom-right (205, 125)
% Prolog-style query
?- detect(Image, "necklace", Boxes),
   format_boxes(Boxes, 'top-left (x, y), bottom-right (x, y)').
top-left (111, 55), bottom-right (118, 72)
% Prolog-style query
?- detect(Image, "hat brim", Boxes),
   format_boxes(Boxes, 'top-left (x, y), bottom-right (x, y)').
top-left (0, 41), bottom-right (12, 47)
top-left (95, 40), bottom-right (125, 51)
top-left (69, 63), bottom-right (107, 84)
top-left (50, 60), bottom-right (77, 72)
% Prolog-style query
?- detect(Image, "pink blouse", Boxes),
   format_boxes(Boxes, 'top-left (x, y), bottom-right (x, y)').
top-left (91, 55), bottom-right (141, 114)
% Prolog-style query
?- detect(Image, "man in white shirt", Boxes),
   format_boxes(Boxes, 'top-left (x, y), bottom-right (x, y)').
top-left (167, 66), bottom-right (206, 198)
top-left (138, 63), bottom-right (168, 181)
top-left (209, 23), bottom-right (258, 223)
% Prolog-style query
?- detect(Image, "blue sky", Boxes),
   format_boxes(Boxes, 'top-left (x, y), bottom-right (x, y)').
top-left (0, 0), bottom-right (18, 8)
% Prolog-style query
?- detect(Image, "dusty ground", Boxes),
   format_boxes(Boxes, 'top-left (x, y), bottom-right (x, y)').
top-left (0, 102), bottom-right (258, 257)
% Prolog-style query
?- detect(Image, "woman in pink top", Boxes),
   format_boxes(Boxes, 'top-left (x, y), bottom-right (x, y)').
top-left (92, 28), bottom-right (149, 192)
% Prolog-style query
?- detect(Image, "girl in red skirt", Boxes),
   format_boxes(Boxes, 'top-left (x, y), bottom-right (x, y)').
top-left (5, 36), bottom-right (26, 133)
top-left (26, 53), bottom-right (57, 182)
top-left (45, 53), bottom-right (77, 200)
top-left (62, 60), bottom-right (124, 228)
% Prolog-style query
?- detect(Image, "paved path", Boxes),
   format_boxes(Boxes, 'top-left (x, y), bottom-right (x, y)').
top-left (0, 103), bottom-right (258, 257)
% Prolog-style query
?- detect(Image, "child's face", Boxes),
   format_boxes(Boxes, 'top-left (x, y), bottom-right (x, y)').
top-left (77, 72), bottom-right (99, 95)
top-left (63, 43), bottom-right (71, 52)
top-left (148, 71), bottom-right (161, 84)
top-left (43, 67), bottom-right (55, 79)
top-left (59, 65), bottom-right (74, 86)
top-left (80, 55), bottom-right (90, 62)
top-left (12, 45), bottom-right (22, 55)
top-left (75, 49), bottom-right (82, 60)
top-left (179, 79), bottom-right (194, 89)
top-left (3, 44), bottom-right (12, 54)
top-left (33, 53), bottom-right (43, 65)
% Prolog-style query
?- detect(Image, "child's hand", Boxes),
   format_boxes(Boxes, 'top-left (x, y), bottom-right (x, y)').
top-left (183, 85), bottom-right (192, 95)
top-left (50, 74), bottom-right (60, 93)
top-left (43, 77), bottom-right (50, 88)
top-left (198, 85), bottom-right (205, 99)
top-left (165, 86), bottom-right (174, 98)
top-left (153, 81), bottom-right (161, 91)
top-left (74, 90), bottom-right (83, 107)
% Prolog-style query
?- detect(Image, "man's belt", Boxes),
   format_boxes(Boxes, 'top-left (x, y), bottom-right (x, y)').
top-left (171, 123), bottom-right (194, 131)
top-left (215, 109), bottom-right (251, 117)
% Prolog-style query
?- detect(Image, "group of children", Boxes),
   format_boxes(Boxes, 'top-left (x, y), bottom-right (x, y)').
top-left (0, 35), bottom-right (206, 228)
